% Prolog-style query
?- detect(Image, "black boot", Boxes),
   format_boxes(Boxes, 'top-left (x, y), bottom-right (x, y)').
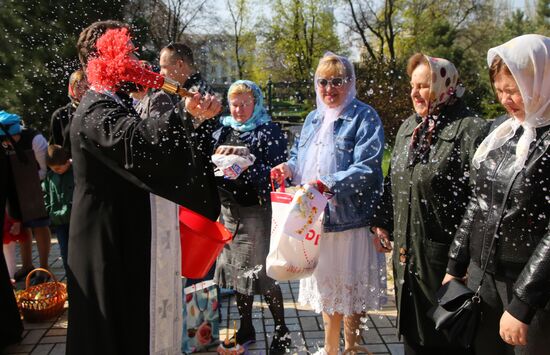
top-left (269, 325), bottom-right (291, 354)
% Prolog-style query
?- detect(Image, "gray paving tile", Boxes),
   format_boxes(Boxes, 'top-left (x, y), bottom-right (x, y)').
top-left (387, 343), bottom-right (405, 355)
top-left (39, 336), bottom-right (66, 344)
top-left (4, 344), bottom-right (35, 354)
top-left (377, 328), bottom-right (396, 335)
top-left (362, 330), bottom-right (383, 344)
top-left (360, 343), bottom-right (388, 353)
top-left (9, 241), bottom-right (403, 355)
top-left (30, 344), bottom-right (53, 354)
top-left (302, 330), bottom-right (325, 339)
top-left (300, 317), bottom-right (320, 331)
top-left (45, 328), bottom-right (67, 337)
top-left (381, 334), bottom-right (400, 343)
top-left (370, 315), bottom-right (392, 328)
top-left (21, 322), bottom-right (54, 330)
top-left (21, 329), bottom-right (46, 345)
top-left (247, 340), bottom-right (266, 350)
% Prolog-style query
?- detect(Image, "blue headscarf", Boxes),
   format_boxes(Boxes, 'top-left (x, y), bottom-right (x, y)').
top-left (220, 80), bottom-right (271, 132)
top-left (0, 110), bottom-right (22, 137)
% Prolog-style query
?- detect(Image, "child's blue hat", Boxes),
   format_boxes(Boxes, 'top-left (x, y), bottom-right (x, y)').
top-left (0, 110), bottom-right (22, 137)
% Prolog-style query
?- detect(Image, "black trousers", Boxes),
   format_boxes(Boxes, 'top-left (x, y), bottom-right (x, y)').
top-left (467, 262), bottom-right (550, 355)
top-left (403, 336), bottom-right (472, 355)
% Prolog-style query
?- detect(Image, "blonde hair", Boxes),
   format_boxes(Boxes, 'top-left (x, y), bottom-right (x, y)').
top-left (316, 55), bottom-right (350, 78)
top-left (228, 83), bottom-right (254, 99)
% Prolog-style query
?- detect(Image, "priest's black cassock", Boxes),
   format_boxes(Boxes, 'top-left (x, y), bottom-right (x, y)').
top-left (0, 149), bottom-right (24, 351)
top-left (67, 90), bottom-right (219, 355)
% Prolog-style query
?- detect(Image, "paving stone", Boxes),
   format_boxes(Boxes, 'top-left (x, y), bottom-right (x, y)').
top-left (387, 343), bottom-right (405, 355)
top-left (39, 336), bottom-right (66, 344)
top-left (377, 328), bottom-right (396, 335)
top-left (284, 308), bottom-right (298, 317)
top-left (303, 331), bottom-right (325, 342)
top-left (370, 316), bottom-right (392, 328)
top-left (361, 343), bottom-right (388, 353)
top-left (21, 329), bottom-right (46, 345)
top-left (284, 317), bottom-right (300, 325)
top-left (362, 330), bottom-right (383, 344)
top-left (381, 334), bottom-right (400, 343)
top-left (3, 344), bottom-right (35, 354)
top-left (287, 332), bottom-right (306, 347)
top-left (300, 317), bottom-right (319, 331)
top-left (30, 344), bottom-right (53, 354)
top-left (21, 322), bottom-right (54, 330)
top-left (9, 239), bottom-right (403, 355)
top-left (247, 340), bottom-right (266, 349)
top-left (305, 338), bottom-right (325, 347)
top-left (45, 328), bottom-right (67, 336)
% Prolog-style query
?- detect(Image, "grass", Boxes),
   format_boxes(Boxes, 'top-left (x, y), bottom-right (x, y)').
top-left (382, 148), bottom-right (391, 177)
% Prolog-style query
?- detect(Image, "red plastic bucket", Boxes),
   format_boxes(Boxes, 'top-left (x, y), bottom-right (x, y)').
top-left (179, 206), bottom-right (232, 278)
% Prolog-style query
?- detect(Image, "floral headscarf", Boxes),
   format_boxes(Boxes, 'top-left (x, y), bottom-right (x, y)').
top-left (220, 80), bottom-right (271, 132)
top-left (473, 34), bottom-right (550, 172)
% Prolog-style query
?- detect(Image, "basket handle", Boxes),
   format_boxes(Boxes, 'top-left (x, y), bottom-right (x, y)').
top-left (342, 346), bottom-right (373, 355)
top-left (25, 268), bottom-right (57, 289)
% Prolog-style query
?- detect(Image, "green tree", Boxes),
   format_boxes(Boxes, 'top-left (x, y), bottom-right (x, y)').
top-left (260, 0), bottom-right (341, 82)
top-left (226, 0), bottom-right (256, 79)
top-left (0, 0), bottom-right (127, 132)
top-left (535, 0), bottom-right (550, 34)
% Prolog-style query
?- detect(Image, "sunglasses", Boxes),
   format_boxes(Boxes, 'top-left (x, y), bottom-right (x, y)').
top-left (316, 77), bottom-right (348, 87)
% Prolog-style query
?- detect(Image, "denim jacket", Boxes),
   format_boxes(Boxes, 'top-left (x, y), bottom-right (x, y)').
top-left (287, 98), bottom-right (384, 232)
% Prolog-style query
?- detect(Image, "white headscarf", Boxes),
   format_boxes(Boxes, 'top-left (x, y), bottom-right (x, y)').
top-left (473, 34), bottom-right (550, 172)
top-left (295, 52), bottom-right (357, 184)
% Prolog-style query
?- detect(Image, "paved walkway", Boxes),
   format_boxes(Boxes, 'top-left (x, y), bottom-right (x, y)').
top-left (4, 238), bottom-right (404, 355)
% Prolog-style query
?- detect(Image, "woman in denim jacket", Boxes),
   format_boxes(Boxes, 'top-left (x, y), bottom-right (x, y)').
top-left (272, 53), bottom-right (387, 355)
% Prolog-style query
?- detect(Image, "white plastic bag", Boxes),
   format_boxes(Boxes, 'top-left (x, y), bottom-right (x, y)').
top-left (282, 184), bottom-right (327, 240)
top-left (211, 145), bottom-right (255, 180)
top-left (266, 187), bottom-right (323, 281)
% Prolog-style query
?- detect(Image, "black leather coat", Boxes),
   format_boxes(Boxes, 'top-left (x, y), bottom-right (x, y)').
top-left (447, 115), bottom-right (550, 323)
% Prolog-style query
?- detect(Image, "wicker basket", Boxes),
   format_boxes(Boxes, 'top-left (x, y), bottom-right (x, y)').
top-left (18, 268), bottom-right (67, 322)
top-left (342, 345), bottom-right (373, 355)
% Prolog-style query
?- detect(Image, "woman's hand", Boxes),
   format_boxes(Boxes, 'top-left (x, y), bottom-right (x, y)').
top-left (372, 226), bottom-right (392, 252)
top-left (271, 163), bottom-right (292, 184)
top-left (442, 273), bottom-right (459, 285)
top-left (500, 311), bottom-right (528, 346)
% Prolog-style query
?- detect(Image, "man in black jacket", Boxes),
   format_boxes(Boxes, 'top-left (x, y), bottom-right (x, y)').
top-left (49, 69), bottom-right (88, 155)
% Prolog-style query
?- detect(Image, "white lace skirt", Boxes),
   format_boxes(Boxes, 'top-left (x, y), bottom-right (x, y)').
top-left (298, 226), bottom-right (387, 315)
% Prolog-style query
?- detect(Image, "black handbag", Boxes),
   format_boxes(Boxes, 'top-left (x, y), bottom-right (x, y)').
top-left (427, 279), bottom-right (481, 348)
top-left (428, 235), bottom-right (496, 349)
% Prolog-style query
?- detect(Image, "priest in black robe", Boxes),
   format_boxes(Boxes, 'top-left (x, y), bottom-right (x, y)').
top-left (67, 20), bottom-right (221, 355)
top-left (0, 127), bottom-right (24, 352)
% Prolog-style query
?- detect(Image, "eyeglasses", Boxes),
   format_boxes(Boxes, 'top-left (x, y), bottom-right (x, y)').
top-left (316, 77), bottom-right (348, 87)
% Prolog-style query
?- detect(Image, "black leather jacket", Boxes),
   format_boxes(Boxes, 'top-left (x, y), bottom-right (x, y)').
top-left (447, 116), bottom-right (550, 323)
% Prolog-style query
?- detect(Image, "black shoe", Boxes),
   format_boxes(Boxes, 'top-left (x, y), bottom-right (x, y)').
top-left (235, 327), bottom-right (256, 346)
top-left (13, 266), bottom-right (34, 282)
top-left (30, 271), bottom-right (50, 286)
top-left (269, 326), bottom-right (291, 354)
